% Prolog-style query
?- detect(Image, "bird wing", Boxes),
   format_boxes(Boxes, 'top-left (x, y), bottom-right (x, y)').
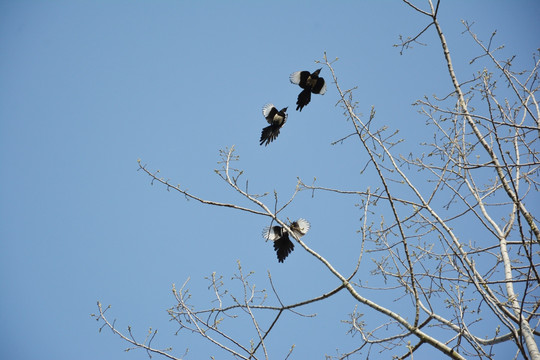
top-left (313, 78), bottom-right (327, 95)
top-left (262, 104), bottom-right (278, 122)
top-left (291, 218), bottom-right (311, 237)
top-left (262, 225), bottom-right (284, 241)
top-left (289, 71), bottom-right (310, 86)
top-left (289, 71), bottom-right (302, 85)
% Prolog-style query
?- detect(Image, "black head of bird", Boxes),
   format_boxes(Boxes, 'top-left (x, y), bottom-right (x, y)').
top-left (262, 219), bottom-right (310, 262)
top-left (260, 104), bottom-right (288, 146)
top-left (312, 68), bottom-right (322, 77)
top-left (290, 68), bottom-right (327, 111)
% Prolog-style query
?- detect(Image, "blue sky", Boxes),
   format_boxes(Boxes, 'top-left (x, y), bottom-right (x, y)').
top-left (1, 1), bottom-right (539, 359)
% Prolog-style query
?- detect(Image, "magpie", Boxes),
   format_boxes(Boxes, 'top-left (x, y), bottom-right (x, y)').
top-left (290, 68), bottom-right (327, 111)
top-left (262, 219), bottom-right (311, 262)
top-left (260, 104), bottom-right (288, 146)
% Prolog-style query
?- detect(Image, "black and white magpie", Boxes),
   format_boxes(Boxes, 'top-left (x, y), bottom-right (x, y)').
top-left (260, 104), bottom-right (288, 146)
top-left (290, 68), bottom-right (326, 111)
top-left (262, 219), bottom-right (311, 262)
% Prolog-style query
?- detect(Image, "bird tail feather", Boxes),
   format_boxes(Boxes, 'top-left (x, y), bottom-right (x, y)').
top-left (296, 89), bottom-right (311, 111)
top-left (260, 125), bottom-right (280, 146)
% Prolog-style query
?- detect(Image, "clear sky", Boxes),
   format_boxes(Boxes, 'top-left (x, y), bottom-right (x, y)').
top-left (1, 1), bottom-right (539, 359)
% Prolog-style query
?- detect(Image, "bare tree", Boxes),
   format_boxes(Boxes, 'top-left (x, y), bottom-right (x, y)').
top-left (93, 1), bottom-right (539, 358)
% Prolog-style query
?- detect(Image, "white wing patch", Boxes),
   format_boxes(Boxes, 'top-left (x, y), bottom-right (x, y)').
top-left (262, 226), bottom-right (280, 241)
top-left (294, 218), bottom-right (310, 235)
top-left (318, 81), bottom-right (327, 95)
top-left (262, 103), bottom-right (275, 118)
top-left (289, 71), bottom-right (302, 85)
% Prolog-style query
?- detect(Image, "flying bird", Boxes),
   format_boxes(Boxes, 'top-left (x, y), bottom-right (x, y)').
top-left (262, 219), bottom-right (311, 262)
top-left (290, 68), bottom-right (327, 111)
top-left (260, 104), bottom-right (288, 146)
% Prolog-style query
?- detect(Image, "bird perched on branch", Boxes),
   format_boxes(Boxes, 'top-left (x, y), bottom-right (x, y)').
top-left (290, 68), bottom-right (326, 111)
top-left (260, 104), bottom-right (288, 146)
top-left (262, 219), bottom-right (310, 262)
